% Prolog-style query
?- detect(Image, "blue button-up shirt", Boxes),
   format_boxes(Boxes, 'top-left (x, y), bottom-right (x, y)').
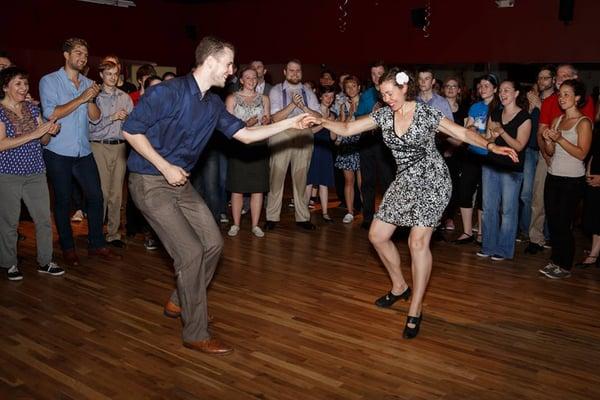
top-left (123, 73), bottom-right (245, 175)
top-left (416, 93), bottom-right (454, 122)
top-left (356, 86), bottom-right (378, 117)
top-left (39, 67), bottom-right (98, 157)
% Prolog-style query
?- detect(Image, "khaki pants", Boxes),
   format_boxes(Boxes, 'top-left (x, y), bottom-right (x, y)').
top-left (528, 153), bottom-right (548, 245)
top-left (129, 174), bottom-right (223, 342)
top-left (91, 142), bottom-right (127, 241)
top-left (266, 128), bottom-right (313, 222)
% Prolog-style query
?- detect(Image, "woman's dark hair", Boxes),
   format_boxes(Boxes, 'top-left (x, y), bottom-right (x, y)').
top-left (479, 73), bottom-right (500, 114)
top-left (143, 75), bottom-right (162, 90)
top-left (162, 71), bottom-right (176, 80)
top-left (378, 67), bottom-right (417, 101)
top-left (0, 66), bottom-right (28, 100)
top-left (317, 85), bottom-right (336, 99)
top-left (500, 79), bottom-right (529, 111)
top-left (560, 79), bottom-right (587, 108)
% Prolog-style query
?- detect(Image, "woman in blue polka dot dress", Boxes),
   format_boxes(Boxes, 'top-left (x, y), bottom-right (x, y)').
top-left (0, 67), bottom-right (64, 281)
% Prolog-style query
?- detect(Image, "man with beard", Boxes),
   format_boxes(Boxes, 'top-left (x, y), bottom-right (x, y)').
top-left (264, 59), bottom-right (322, 230)
top-left (123, 36), bottom-right (310, 355)
top-left (40, 38), bottom-right (120, 267)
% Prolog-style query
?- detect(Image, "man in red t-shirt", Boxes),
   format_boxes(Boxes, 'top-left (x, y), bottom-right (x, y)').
top-left (526, 64), bottom-right (595, 253)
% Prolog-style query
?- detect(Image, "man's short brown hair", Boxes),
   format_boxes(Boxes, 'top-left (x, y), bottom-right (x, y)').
top-left (136, 64), bottom-right (157, 82)
top-left (195, 36), bottom-right (234, 66)
top-left (63, 38), bottom-right (88, 53)
top-left (98, 61), bottom-right (118, 73)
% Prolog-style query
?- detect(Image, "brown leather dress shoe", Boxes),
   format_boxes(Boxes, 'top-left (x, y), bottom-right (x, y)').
top-left (183, 338), bottom-right (233, 355)
top-left (63, 249), bottom-right (80, 267)
top-left (163, 300), bottom-right (213, 322)
top-left (88, 247), bottom-right (123, 261)
top-left (164, 300), bottom-right (181, 318)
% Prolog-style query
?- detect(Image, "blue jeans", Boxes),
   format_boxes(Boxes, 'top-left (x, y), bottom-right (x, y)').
top-left (191, 146), bottom-right (227, 222)
top-left (518, 148), bottom-right (538, 235)
top-left (43, 150), bottom-right (105, 250)
top-left (481, 165), bottom-right (523, 259)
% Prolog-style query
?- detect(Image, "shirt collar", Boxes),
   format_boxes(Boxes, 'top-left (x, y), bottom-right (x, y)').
top-left (186, 73), bottom-right (201, 97)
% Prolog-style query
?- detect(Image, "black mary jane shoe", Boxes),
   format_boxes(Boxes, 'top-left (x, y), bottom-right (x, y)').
top-left (452, 233), bottom-right (474, 245)
top-left (403, 313), bottom-right (423, 339)
top-left (575, 255), bottom-right (599, 269)
top-left (374, 287), bottom-right (412, 308)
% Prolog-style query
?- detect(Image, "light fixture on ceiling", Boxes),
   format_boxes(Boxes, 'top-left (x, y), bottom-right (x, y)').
top-left (495, 0), bottom-right (515, 7)
top-left (77, 0), bottom-right (136, 8)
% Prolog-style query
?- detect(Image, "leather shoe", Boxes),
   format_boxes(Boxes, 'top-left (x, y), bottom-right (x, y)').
top-left (88, 247), bottom-right (123, 261)
top-left (183, 337), bottom-right (233, 355)
top-left (164, 300), bottom-right (181, 318)
top-left (263, 220), bottom-right (277, 230)
top-left (296, 221), bottom-right (316, 230)
top-left (63, 249), bottom-right (80, 267)
top-left (375, 287), bottom-right (411, 308)
top-left (164, 300), bottom-right (213, 322)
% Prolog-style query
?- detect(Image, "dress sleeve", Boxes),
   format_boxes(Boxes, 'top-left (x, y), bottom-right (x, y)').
top-left (424, 104), bottom-right (444, 131)
top-left (369, 106), bottom-right (387, 128)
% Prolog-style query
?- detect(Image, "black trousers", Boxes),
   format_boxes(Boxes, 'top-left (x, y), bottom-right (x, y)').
top-left (544, 174), bottom-right (585, 270)
top-left (458, 153), bottom-right (482, 210)
top-left (359, 132), bottom-right (396, 223)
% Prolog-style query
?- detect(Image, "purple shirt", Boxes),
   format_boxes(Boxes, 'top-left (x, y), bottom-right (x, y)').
top-left (0, 101), bottom-right (45, 175)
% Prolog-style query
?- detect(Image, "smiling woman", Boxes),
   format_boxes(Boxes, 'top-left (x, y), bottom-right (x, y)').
top-left (0, 67), bottom-right (63, 281)
top-left (304, 67), bottom-right (518, 339)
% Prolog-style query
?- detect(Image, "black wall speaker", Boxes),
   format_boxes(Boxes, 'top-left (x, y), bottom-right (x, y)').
top-left (559, 0), bottom-right (574, 23)
top-left (411, 8), bottom-right (426, 29)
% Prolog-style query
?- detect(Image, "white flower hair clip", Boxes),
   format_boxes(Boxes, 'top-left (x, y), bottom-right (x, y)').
top-left (395, 72), bottom-right (409, 86)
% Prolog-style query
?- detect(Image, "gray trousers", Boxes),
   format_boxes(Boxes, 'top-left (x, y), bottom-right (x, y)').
top-left (0, 173), bottom-right (53, 268)
top-left (129, 174), bottom-right (223, 342)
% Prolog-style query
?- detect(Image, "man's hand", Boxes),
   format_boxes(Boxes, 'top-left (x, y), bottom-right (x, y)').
top-left (292, 93), bottom-right (305, 109)
top-left (161, 163), bottom-right (190, 186)
top-left (111, 109), bottom-right (128, 121)
top-left (587, 174), bottom-right (600, 187)
top-left (80, 83), bottom-right (101, 103)
top-left (261, 115), bottom-right (271, 125)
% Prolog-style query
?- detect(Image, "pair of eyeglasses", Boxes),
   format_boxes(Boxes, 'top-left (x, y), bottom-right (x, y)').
top-left (444, 84), bottom-right (458, 88)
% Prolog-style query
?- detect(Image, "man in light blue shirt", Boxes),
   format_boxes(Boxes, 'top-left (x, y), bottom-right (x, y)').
top-left (416, 68), bottom-right (454, 121)
top-left (40, 37), bottom-right (119, 267)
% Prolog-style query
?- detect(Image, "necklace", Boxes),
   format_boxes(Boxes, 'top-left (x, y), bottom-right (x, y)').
top-left (2, 101), bottom-right (21, 114)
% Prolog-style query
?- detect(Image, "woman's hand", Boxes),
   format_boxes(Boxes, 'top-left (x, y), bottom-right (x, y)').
top-left (246, 116), bottom-right (258, 127)
top-left (586, 174), bottom-right (600, 187)
top-left (546, 128), bottom-right (562, 142)
top-left (300, 115), bottom-right (322, 129)
top-left (261, 115), bottom-right (271, 125)
top-left (489, 143), bottom-right (519, 163)
top-left (33, 120), bottom-right (60, 138)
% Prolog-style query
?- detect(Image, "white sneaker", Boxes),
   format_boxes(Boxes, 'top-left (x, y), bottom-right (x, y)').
top-left (227, 225), bottom-right (240, 237)
top-left (71, 210), bottom-right (84, 222)
top-left (219, 213), bottom-right (229, 223)
top-left (251, 226), bottom-right (265, 237)
top-left (342, 213), bottom-right (354, 224)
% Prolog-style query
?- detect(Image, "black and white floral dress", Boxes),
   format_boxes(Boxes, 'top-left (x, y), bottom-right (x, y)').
top-left (370, 102), bottom-right (451, 227)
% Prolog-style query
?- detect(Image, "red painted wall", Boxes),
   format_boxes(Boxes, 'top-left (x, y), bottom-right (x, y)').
top-left (2, 0), bottom-right (599, 87)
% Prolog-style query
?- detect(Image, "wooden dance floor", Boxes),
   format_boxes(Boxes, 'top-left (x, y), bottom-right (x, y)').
top-left (2, 204), bottom-right (600, 399)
